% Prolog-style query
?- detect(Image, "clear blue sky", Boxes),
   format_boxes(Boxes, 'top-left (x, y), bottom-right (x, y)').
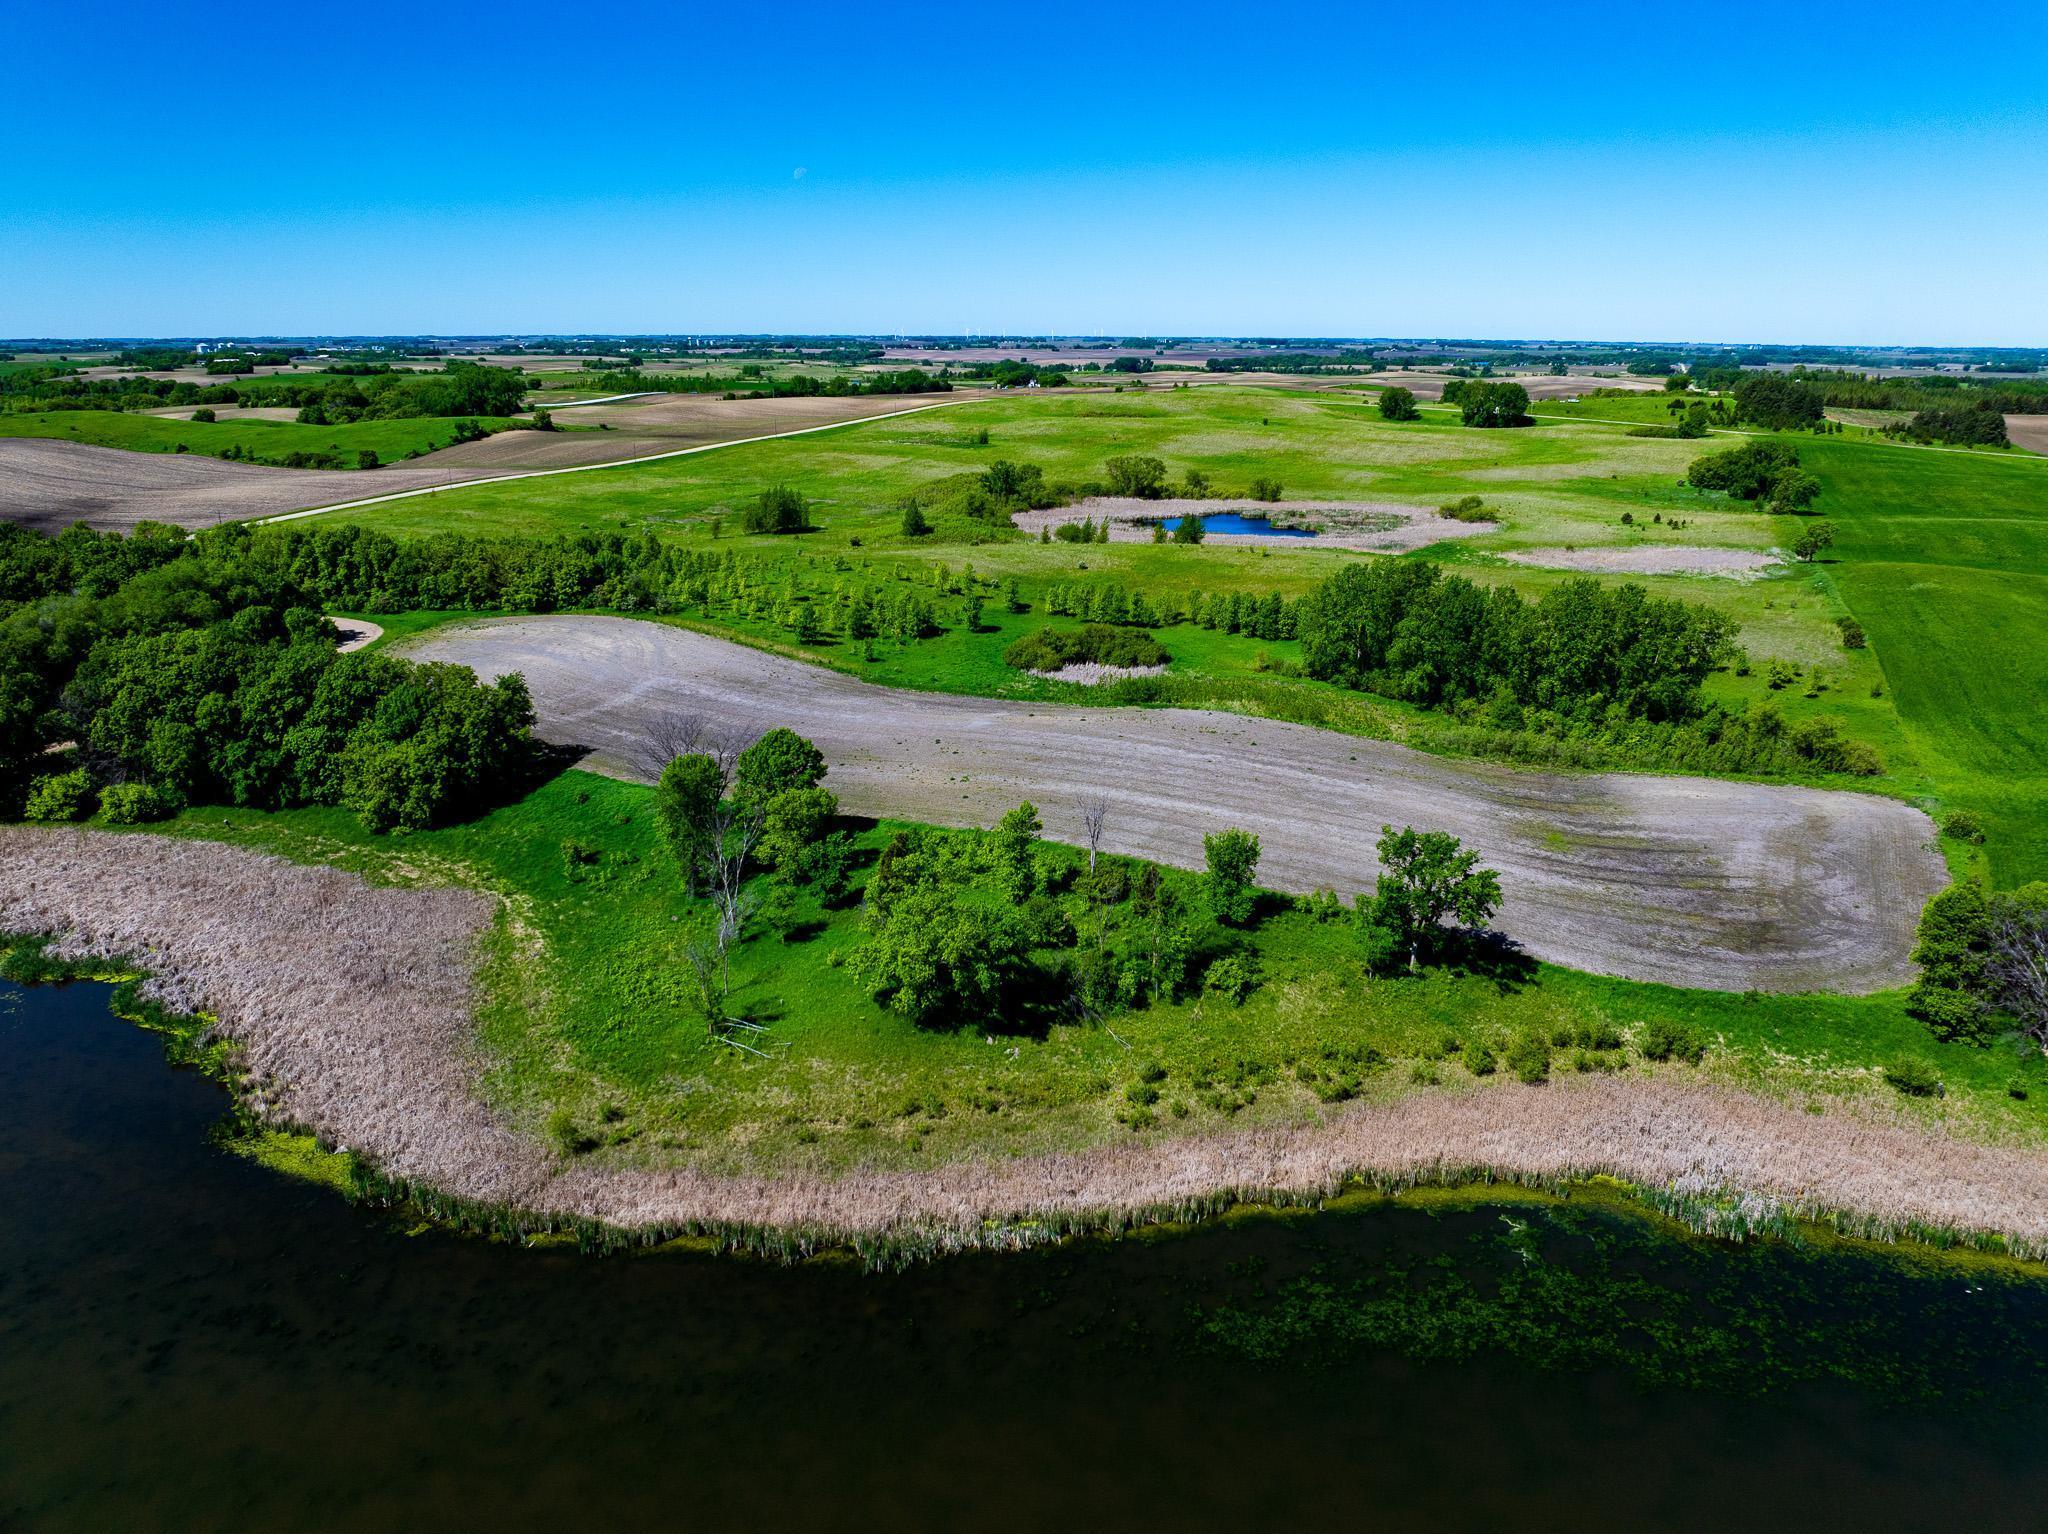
top-left (6, 0), bottom-right (2047, 343)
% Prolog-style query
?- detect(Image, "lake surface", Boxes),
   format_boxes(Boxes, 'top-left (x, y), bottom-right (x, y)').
top-left (7, 975), bottom-right (2048, 1531)
top-left (1163, 511), bottom-right (1318, 537)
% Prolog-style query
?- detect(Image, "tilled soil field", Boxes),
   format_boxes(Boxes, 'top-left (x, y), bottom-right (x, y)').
top-left (405, 616), bottom-right (1946, 993)
top-left (0, 438), bottom-right (479, 532)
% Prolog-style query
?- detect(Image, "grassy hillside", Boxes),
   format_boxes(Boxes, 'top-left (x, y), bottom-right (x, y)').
top-left (1805, 435), bottom-right (2048, 882)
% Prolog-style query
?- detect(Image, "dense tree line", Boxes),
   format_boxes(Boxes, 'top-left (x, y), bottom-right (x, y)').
top-left (0, 360), bottom-right (529, 420)
top-left (1889, 400), bottom-right (2010, 446)
top-left (0, 529), bottom-right (534, 827)
top-left (1730, 375), bottom-right (1826, 431)
top-left (1295, 559), bottom-right (1733, 722)
top-left (583, 367), bottom-right (951, 399)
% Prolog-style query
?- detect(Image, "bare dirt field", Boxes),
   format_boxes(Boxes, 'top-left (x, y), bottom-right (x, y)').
top-left (0, 438), bottom-right (480, 533)
top-left (144, 404), bottom-right (301, 422)
top-left (1500, 546), bottom-right (1781, 578)
top-left (526, 389), bottom-right (995, 443)
top-left (405, 616), bottom-right (1945, 993)
top-left (2006, 415), bottom-right (2048, 455)
top-left (3, 827), bottom-right (2031, 1252)
top-left (1014, 497), bottom-right (1493, 552)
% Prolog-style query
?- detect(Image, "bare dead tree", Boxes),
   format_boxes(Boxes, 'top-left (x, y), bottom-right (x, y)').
top-left (1987, 900), bottom-right (2048, 1053)
top-left (704, 799), bottom-right (767, 998)
top-left (627, 709), bottom-right (708, 781)
top-left (1080, 797), bottom-right (1109, 873)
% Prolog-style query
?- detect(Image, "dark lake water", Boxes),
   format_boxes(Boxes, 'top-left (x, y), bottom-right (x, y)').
top-left (1163, 512), bottom-right (1319, 537)
top-left (7, 975), bottom-right (2048, 1531)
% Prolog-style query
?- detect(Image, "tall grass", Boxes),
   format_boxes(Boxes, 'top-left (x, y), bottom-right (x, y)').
top-left (5, 825), bottom-right (2046, 1262)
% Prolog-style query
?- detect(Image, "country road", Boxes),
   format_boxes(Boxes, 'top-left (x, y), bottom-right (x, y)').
top-left (403, 615), bottom-right (1948, 994)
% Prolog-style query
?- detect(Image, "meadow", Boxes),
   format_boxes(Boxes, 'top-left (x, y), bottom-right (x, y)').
top-left (317, 384), bottom-right (1926, 809)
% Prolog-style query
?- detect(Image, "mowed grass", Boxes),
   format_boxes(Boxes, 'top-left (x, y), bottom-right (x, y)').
top-left (158, 772), bottom-right (2048, 1178)
top-left (1802, 434), bottom-right (2048, 882)
top-left (0, 409), bottom-right (504, 464)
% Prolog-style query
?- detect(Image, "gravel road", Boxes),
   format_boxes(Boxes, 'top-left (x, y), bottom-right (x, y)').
top-left (405, 616), bottom-right (1947, 994)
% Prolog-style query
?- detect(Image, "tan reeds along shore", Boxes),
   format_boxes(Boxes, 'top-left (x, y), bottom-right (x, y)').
top-left (5, 826), bottom-right (2045, 1259)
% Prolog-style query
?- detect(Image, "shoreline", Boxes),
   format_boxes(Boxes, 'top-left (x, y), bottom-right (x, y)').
top-left (4, 826), bottom-right (2044, 1263)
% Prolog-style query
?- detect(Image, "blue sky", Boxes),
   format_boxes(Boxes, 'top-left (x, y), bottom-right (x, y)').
top-left (5, 1), bottom-right (2047, 343)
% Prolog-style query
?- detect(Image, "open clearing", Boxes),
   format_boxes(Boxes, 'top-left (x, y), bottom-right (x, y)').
top-left (1015, 497), bottom-right (1494, 551)
top-left (1500, 545), bottom-right (1782, 578)
top-left (404, 615), bottom-right (1944, 993)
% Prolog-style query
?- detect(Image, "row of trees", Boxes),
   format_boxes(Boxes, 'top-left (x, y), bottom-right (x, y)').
top-left (1293, 558), bottom-right (1735, 722)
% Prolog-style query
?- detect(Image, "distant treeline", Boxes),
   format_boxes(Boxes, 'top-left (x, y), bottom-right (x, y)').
top-left (1204, 351), bottom-right (1383, 374)
top-left (579, 367), bottom-right (951, 399)
top-left (0, 360), bottom-right (530, 420)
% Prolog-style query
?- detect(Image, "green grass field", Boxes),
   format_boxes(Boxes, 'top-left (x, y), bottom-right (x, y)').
top-left (1802, 435), bottom-right (2048, 882)
top-left (0, 409), bottom-right (506, 465)
top-left (154, 770), bottom-right (2048, 1179)
top-left (325, 384), bottom-right (1916, 796)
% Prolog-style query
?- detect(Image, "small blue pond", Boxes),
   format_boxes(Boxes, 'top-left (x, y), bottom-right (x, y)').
top-left (1161, 512), bottom-right (1318, 538)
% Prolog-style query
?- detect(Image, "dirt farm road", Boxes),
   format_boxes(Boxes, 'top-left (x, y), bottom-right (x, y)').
top-left (404, 616), bottom-right (1947, 994)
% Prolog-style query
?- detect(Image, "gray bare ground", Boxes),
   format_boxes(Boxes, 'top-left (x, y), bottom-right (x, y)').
top-left (1500, 545), bottom-right (1782, 578)
top-left (404, 615), bottom-right (1946, 993)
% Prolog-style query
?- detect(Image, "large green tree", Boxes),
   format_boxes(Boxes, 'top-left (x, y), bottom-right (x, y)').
top-left (1363, 825), bottom-right (1502, 970)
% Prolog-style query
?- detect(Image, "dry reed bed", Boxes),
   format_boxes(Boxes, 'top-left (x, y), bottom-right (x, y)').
top-left (5, 827), bottom-right (2046, 1259)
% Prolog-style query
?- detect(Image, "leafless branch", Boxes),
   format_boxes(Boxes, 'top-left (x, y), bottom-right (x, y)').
top-left (1080, 797), bottom-right (1109, 873)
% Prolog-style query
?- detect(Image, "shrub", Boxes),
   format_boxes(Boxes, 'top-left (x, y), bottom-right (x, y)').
top-left (1003, 625), bottom-right (1170, 672)
top-left (899, 498), bottom-right (932, 536)
top-left (1883, 1057), bottom-right (1942, 1097)
top-left (1465, 1039), bottom-right (1497, 1076)
top-left (1246, 476), bottom-right (1284, 502)
top-left (1204, 950), bottom-right (1260, 1005)
top-left (1835, 616), bottom-right (1867, 649)
top-left (96, 782), bottom-right (176, 824)
top-left (356, 449), bottom-right (381, 470)
top-left (1505, 1030), bottom-right (1551, 1083)
top-left (1941, 810), bottom-right (1986, 845)
top-left (1171, 513), bottom-right (1207, 544)
top-left (24, 770), bottom-right (94, 823)
top-left (1636, 1017), bottom-right (1707, 1064)
top-left (1437, 495), bottom-right (1498, 523)
top-left (190, 407), bottom-right (216, 423)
